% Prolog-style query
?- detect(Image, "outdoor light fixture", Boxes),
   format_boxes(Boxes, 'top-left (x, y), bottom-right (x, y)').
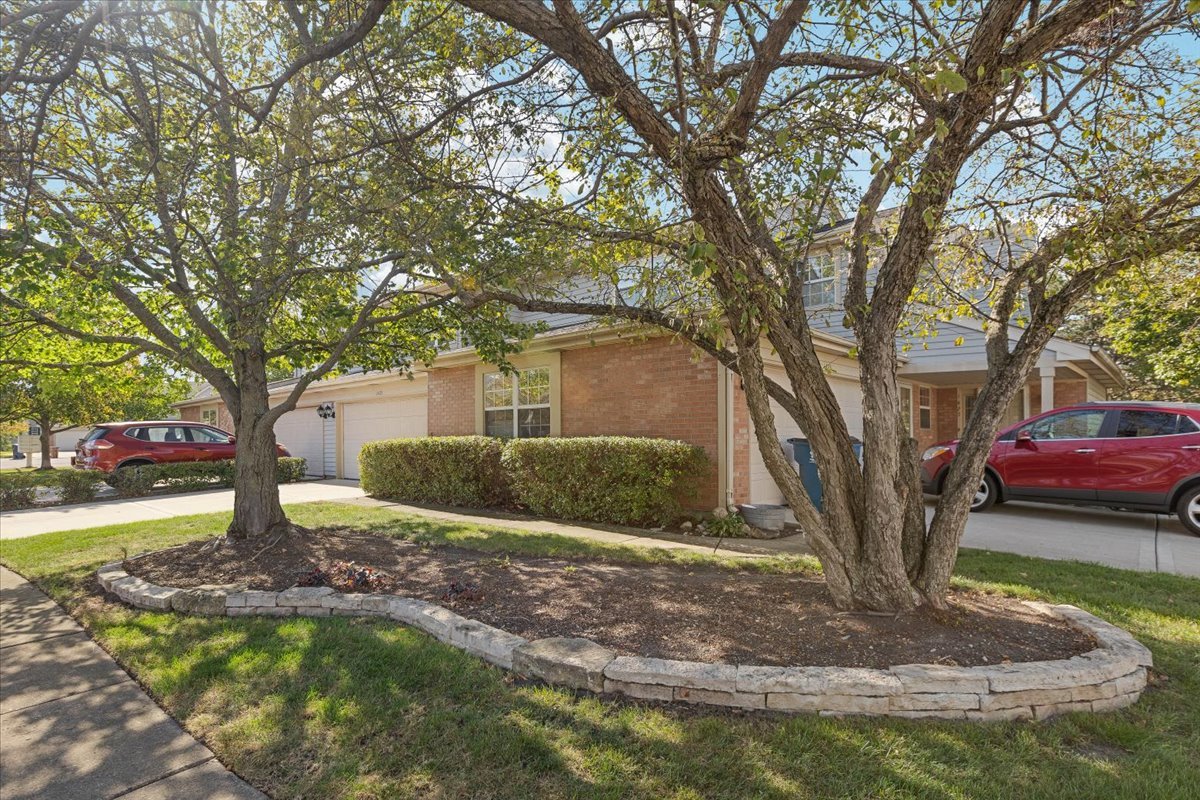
top-left (316, 402), bottom-right (335, 420)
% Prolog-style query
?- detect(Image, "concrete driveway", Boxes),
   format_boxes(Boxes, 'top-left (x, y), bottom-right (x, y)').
top-left (0, 480), bottom-right (365, 540)
top-left (934, 500), bottom-right (1199, 578)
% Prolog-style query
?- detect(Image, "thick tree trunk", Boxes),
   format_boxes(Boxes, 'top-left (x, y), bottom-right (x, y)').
top-left (226, 363), bottom-right (289, 539)
top-left (37, 419), bottom-right (54, 470)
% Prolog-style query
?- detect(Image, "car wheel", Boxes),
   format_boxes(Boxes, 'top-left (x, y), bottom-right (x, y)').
top-left (969, 473), bottom-right (999, 513)
top-left (1178, 485), bottom-right (1200, 537)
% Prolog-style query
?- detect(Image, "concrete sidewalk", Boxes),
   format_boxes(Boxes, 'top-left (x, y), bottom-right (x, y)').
top-left (0, 566), bottom-right (265, 800)
top-left (0, 480), bottom-right (366, 540)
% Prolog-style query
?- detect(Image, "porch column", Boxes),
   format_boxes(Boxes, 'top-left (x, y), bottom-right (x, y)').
top-left (1040, 366), bottom-right (1056, 413)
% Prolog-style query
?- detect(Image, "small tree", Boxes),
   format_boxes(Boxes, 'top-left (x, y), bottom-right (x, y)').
top-left (1, 2), bottom-right (526, 536)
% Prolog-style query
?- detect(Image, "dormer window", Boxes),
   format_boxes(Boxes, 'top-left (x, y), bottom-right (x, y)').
top-left (802, 253), bottom-right (836, 307)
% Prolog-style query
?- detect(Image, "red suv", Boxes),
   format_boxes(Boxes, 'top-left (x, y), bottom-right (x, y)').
top-left (921, 402), bottom-right (1200, 535)
top-left (76, 421), bottom-right (290, 473)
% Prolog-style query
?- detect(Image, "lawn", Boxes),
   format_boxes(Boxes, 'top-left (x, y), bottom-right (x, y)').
top-left (2, 501), bottom-right (1198, 800)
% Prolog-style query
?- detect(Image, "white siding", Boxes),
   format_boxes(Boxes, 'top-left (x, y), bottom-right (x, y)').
top-left (274, 409), bottom-right (333, 477)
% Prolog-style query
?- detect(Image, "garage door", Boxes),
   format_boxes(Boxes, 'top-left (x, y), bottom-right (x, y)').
top-left (748, 367), bottom-right (864, 505)
top-left (341, 396), bottom-right (427, 480)
top-left (274, 408), bottom-right (335, 477)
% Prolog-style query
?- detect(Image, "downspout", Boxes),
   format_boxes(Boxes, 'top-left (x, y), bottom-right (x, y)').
top-left (724, 365), bottom-right (736, 509)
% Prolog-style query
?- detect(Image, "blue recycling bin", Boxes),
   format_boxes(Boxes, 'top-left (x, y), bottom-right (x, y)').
top-left (787, 437), bottom-right (862, 511)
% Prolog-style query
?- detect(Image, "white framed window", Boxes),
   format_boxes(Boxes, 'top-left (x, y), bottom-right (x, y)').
top-left (961, 387), bottom-right (979, 429)
top-left (802, 253), bottom-right (836, 307)
top-left (201, 408), bottom-right (218, 426)
top-left (483, 367), bottom-right (551, 438)
top-left (918, 387), bottom-right (932, 430)
top-left (28, 422), bottom-right (41, 436)
top-left (899, 385), bottom-right (913, 436)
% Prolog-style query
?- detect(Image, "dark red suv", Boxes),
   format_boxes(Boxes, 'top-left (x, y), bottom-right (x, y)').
top-left (921, 401), bottom-right (1200, 535)
top-left (75, 421), bottom-right (290, 473)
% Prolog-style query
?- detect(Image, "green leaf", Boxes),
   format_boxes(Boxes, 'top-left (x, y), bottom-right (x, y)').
top-left (934, 69), bottom-right (968, 93)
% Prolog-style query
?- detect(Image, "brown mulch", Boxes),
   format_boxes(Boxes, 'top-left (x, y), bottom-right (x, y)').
top-left (125, 529), bottom-right (1095, 669)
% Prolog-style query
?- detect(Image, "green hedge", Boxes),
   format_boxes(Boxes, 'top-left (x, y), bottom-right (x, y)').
top-left (358, 435), bottom-right (709, 527)
top-left (359, 436), bottom-right (508, 507)
top-left (502, 437), bottom-right (708, 527)
top-left (110, 457), bottom-right (308, 498)
top-left (0, 472), bottom-right (41, 510)
top-left (0, 469), bottom-right (107, 509)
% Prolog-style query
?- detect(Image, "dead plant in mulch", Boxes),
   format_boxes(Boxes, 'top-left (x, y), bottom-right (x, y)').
top-left (442, 580), bottom-right (483, 605)
top-left (297, 560), bottom-right (396, 593)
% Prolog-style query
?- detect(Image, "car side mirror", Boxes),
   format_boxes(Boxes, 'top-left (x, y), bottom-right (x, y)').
top-left (1015, 429), bottom-right (1033, 447)
top-left (227, 436), bottom-right (236, 444)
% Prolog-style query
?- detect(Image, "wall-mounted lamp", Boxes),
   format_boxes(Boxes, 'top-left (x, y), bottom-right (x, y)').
top-left (316, 402), bottom-right (336, 420)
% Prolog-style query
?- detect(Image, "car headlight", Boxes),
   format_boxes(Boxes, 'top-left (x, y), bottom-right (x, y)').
top-left (922, 446), bottom-right (951, 461)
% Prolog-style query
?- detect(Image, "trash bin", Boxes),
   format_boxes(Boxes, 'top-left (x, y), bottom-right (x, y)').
top-left (11, 444), bottom-right (23, 460)
top-left (787, 437), bottom-right (862, 511)
top-left (50, 445), bottom-right (59, 458)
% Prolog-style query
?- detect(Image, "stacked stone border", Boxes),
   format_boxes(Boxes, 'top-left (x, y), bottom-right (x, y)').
top-left (97, 560), bottom-right (1151, 721)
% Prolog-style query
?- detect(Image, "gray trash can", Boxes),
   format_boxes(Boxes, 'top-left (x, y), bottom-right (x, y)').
top-left (787, 437), bottom-right (862, 511)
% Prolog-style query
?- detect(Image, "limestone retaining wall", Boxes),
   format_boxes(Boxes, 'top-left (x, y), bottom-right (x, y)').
top-left (97, 561), bottom-right (1151, 721)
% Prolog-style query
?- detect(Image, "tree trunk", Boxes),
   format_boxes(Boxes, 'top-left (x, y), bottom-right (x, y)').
top-left (226, 363), bottom-right (289, 539)
top-left (37, 418), bottom-right (54, 470)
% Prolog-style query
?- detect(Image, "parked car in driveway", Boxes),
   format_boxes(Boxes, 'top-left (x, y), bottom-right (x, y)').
top-left (921, 401), bottom-right (1200, 535)
top-left (75, 421), bottom-right (290, 473)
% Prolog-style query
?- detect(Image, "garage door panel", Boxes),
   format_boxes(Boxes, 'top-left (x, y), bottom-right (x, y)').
top-left (274, 409), bottom-right (331, 477)
top-left (341, 397), bottom-right (427, 480)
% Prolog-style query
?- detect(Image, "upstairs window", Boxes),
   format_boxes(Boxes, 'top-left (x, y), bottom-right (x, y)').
top-left (802, 253), bottom-right (836, 307)
top-left (918, 387), bottom-right (932, 430)
top-left (484, 367), bottom-right (551, 438)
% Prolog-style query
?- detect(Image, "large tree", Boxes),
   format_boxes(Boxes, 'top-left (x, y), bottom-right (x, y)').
top-left (1, 2), bottom-right (527, 536)
top-left (440, 0), bottom-right (1200, 610)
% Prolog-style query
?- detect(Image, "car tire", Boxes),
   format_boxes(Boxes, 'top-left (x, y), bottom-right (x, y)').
top-left (969, 473), bottom-right (999, 513)
top-left (1178, 485), bottom-right (1200, 537)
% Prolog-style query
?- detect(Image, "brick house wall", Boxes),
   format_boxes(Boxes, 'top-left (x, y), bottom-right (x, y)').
top-left (1053, 379), bottom-right (1088, 407)
top-left (179, 403), bottom-right (234, 432)
top-left (560, 337), bottom-right (720, 508)
top-left (427, 365), bottom-right (476, 435)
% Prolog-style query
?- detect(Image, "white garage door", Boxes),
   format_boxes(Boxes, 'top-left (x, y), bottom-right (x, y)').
top-left (341, 396), bottom-right (427, 480)
top-left (274, 408), bottom-right (334, 477)
top-left (748, 367), bottom-right (864, 505)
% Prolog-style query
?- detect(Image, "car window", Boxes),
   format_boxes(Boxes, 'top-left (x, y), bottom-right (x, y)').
top-left (187, 427), bottom-right (230, 443)
top-left (1182, 416), bottom-right (1200, 434)
top-left (83, 427), bottom-right (110, 443)
top-left (1115, 410), bottom-right (1189, 437)
top-left (1027, 409), bottom-right (1106, 440)
top-left (125, 427), bottom-right (148, 441)
top-left (142, 426), bottom-right (188, 443)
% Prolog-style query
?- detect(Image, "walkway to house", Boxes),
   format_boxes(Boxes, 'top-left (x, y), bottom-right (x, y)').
top-left (0, 566), bottom-right (265, 800)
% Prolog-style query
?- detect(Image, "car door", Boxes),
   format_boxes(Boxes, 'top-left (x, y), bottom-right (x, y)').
top-left (1097, 409), bottom-right (1200, 509)
top-left (1000, 408), bottom-right (1109, 501)
top-left (185, 425), bottom-right (236, 462)
top-left (140, 425), bottom-right (193, 463)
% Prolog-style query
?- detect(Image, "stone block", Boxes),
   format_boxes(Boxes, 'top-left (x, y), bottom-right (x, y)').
top-left (277, 586), bottom-right (334, 607)
top-left (251, 606), bottom-right (294, 617)
top-left (360, 594), bottom-right (394, 614)
top-left (739, 665), bottom-right (899, 696)
top-left (889, 692), bottom-right (981, 712)
top-left (129, 584), bottom-right (180, 611)
top-left (1091, 693), bottom-right (1140, 713)
top-left (296, 606), bottom-right (330, 617)
top-left (889, 709), bottom-right (968, 720)
top-left (513, 638), bottom-right (616, 692)
top-left (408, 604), bottom-right (464, 642)
top-left (674, 686), bottom-right (765, 709)
top-left (320, 593), bottom-right (363, 611)
top-left (451, 619), bottom-right (527, 669)
top-left (1049, 604), bottom-right (1153, 667)
top-left (980, 685), bottom-right (1076, 712)
top-left (384, 597), bottom-right (435, 625)
top-left (604, 657), bottom-right (737, 692)
top-left (766, 693), bottom-right (890, 714)
top-left (966, 706), bottom-right (1034, 722)
top-left (96, 563), bottom-right (127, 590)
top-left (226, 591), bottom-right (277, 609)
top-left (171, 588), bottom-right (228, 616)
top-left (889, 664), bottom-right (990, 694)
top-left (604, 679), bottom-right (673, 702)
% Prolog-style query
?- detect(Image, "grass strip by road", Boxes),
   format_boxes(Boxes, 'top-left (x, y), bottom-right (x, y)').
top-left (2, 501), bottom-right (1197, 800)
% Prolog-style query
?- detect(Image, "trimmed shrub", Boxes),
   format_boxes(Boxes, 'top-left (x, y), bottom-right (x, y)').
top-left (54, 469), bottom-right (106, 504)
top-left (0, 472), bottom-right (41, 510)
top-left (359, 436), bottom-right (508, 507)
top-left (277, 457), bottom-right (308, 484)
top-left (109, 457), bottom-right (307, 497)
top-left (502, 436), bottom-right (709, 527)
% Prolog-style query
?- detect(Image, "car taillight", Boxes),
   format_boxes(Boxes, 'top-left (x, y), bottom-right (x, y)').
top-left (92, 439), bottom-right (114, 449)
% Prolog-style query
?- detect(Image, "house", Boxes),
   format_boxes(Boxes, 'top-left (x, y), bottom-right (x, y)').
top-left (14, 423), bottom-right (90, 457)
top-left (176, 217), bottom-right (1124, 509)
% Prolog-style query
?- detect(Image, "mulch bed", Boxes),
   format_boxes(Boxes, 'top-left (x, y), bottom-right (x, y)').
top-left (124, 529), bottom-right (1095, 669)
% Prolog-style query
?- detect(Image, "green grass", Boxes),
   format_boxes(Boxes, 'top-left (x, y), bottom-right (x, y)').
top-left (2, 501), bottom-right (1198, 800)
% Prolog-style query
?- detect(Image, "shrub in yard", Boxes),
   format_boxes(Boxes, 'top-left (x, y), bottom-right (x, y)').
top-left (501, 436), bottom-right (709, 527)
top-left (359, 436), bottom-right (508, 507)
top-left (109, 465), bottom-right (159, 497)
top-left (276, 457), bottom-right (308, 484)
top-left (54, 469), bottom-right (106, 504)
top-left (0, 472), bottom-right (41, 510)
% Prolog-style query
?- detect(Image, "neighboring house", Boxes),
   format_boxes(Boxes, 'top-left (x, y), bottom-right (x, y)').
top-left (176, 218), bottom-right (1124, 508)
top-left (15, 422), bottom-right (90, 455)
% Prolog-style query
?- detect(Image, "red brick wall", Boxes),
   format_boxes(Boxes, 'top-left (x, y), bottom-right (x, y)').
top-left (1054, 379), bottom-right (1088, 407)
top-left (179, 406), bottom-right (202, 422)
top-left (934, 388), bottom-right (959, 443)
top-left (179, 403), bottom-right (234, 432)
top-left (427, 365), bottom-right (476, 435)
top-left (561, 337), bottom-right (720, 509)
